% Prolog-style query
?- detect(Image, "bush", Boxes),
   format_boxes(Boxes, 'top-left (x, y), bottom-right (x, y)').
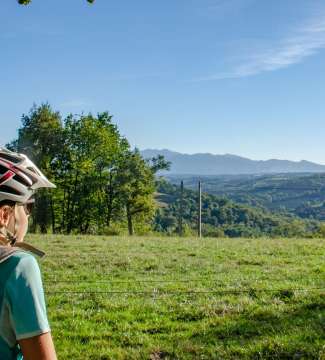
top-left (99, 224), bottom-right (126, 236)
top-left (312, 223), bottom-right (325, 238)
top-left (202, 224), bottom-right (225, 238)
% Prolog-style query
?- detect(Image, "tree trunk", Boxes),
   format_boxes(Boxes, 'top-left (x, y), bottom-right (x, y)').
top-left (106, 173), bottom-right (114, 226)
top-left (61, 185), bottom-right (67, 232)
top-left (67, 171), bottom-right (80, 234)
top-left (126, 203), bottom-right (133, 236)
top-left (50, 195), bottom-right (55, 234)
top-left (40, 223), bottom-right (48, 234)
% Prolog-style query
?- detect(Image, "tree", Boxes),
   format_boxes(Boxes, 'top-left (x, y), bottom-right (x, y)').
top-left (147, 154), bottom-right (171, 174)
top-left (9, 106), bottom-right (129, 234)
top-left (7, 103), bottom-right (63, 233)
top-left (115, 149), bottom-right (170, 235)
top-left (57, 112), bottom-right (128, 234)
top-left (115, 149), bottom-right (155, 236)
top-left (9, 104), bottom-right (171, 236)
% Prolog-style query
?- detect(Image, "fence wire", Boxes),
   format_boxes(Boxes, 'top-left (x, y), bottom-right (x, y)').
top-left (45, 287), bottom-right (325, 296)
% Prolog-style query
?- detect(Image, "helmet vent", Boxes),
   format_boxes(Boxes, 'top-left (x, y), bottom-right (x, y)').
top-left (0, 165), bottom-right (8, 175)
top-left (27, 166), bottom-right (41, 176)
top-left (0, 153), bottom-right (21, 164)
top-left (0, 185), bottom-right (21, 196)
top-left (13, 174), bottom-right (32, 187)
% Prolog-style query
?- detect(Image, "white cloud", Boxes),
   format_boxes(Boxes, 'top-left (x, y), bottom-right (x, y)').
top-left (197, 14), bottom-right (325, 80)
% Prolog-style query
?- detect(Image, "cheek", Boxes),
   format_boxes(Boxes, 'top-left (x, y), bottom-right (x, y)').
top-left (6, 214), bottom-right (16, 233)
top-left (14, 207), bottom-right (29, 241)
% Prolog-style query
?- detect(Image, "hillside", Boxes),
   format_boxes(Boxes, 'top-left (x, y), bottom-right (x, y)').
top-left (141, 149), bottom-right (325, 175)
top-left (165, 173), bottom-right (325, 221)
top-left (154, 178), bottom-right (320, 238)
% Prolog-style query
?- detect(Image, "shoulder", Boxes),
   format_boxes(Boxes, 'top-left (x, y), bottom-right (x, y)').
top-left (4, 251), bottom-right (42, 293)
top-left (7, 251), bottom-right (39, 277)
top-left (0, 250), bottom-right (39, 285)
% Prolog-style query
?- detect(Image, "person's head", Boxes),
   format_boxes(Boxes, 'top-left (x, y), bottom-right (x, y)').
top-left (0, 200), bottom-right (34, 243)
top-left (0, 148), bottom-right (56, 243)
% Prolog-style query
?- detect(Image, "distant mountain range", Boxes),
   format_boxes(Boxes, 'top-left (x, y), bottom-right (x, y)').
top-left (141, 149), bottom-right (325, 175)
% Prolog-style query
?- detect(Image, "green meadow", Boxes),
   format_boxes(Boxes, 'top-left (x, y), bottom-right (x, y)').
top-left (29, 235), bottom-right (325, 359)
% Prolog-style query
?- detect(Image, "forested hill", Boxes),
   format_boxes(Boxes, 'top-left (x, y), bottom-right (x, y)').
top-left (142, 149), bottom-right (325, 175)
top-left (154, 178), bottom-right (321, 238)
top-left (165, 173), bottom-right (325, 221)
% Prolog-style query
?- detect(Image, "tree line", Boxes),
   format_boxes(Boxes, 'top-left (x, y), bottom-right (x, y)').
top-left (8, 104), bottom-right (169, 235)
top-left (7, 103), bottom-right (325, 239)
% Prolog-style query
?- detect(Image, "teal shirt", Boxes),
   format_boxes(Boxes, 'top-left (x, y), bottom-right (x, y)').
top-left (0, 251), bottom-right (50, 359)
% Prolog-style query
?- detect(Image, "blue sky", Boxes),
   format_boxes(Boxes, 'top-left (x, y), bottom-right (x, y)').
top-left (1, 0), bottom-right (325, 163)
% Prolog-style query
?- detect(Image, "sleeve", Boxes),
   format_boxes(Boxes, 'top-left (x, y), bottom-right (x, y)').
top-left (5, 254), bottom-right (51, 340)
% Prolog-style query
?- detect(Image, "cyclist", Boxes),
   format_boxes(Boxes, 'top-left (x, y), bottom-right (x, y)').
top-left (0, 148), bottom-right (57, 359)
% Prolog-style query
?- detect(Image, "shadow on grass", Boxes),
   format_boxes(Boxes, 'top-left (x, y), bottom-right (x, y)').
top-left (190, 294), bottom-right (325, 359)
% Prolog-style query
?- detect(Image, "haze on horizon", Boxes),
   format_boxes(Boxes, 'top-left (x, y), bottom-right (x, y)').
top-left (1, 0), bottom-right (325, 164)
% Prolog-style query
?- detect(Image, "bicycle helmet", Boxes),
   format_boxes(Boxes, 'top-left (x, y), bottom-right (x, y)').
top-left (0, 147), bottom-right (56, 204)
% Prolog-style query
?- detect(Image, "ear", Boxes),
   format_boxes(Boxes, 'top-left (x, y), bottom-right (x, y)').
top-left (0, 206), bottom-right (13, 228)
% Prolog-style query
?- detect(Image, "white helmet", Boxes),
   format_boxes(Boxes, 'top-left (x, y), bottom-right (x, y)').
top-left (0, 148), bottom-right (56, 204)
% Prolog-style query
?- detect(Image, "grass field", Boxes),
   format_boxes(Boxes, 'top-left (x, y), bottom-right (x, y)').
top-left (28, 235), bottom-right (325, 359)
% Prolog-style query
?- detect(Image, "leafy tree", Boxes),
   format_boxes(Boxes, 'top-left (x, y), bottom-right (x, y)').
top-left (7, 103), bottom-right (63, 233)
top-left (57, 112), bottom-right (128, 233)
top-left (112, 149), bottom-right (171, 236)
top-left (147, 154), bottom-right (171, 174)
top-left (9, 105), bottom-right (169, 236)
top-left (115, 149), bottom-right (156, 235)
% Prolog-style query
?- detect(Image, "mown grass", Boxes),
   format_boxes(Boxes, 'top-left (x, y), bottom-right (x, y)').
top-left (27, 235), bottom-right (325, 359)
